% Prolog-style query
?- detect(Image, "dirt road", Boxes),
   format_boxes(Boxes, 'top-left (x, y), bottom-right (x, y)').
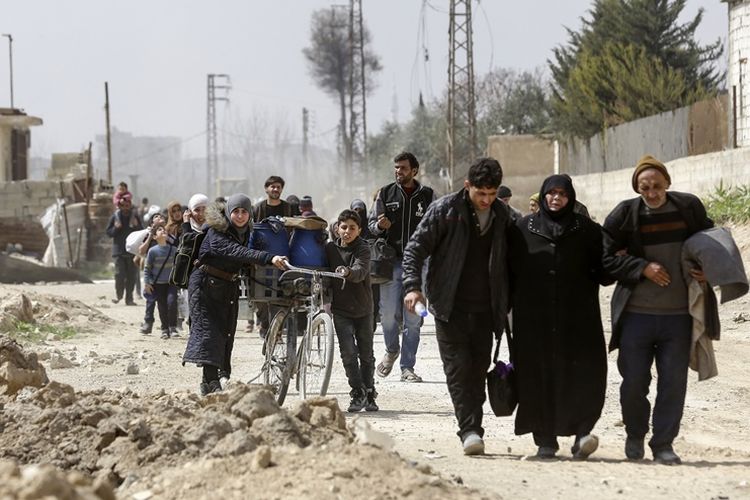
top-left (2, 275), bottom-right (749, 499)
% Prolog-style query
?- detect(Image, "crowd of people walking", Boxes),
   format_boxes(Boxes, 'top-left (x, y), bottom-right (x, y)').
top-left (106, 150), bottom-right (742, 467)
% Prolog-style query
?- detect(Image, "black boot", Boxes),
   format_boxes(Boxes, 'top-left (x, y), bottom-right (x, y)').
top-left (347, 388), bottom-right (366, 412)
top-left (365, 387), bottom-right (379, 411)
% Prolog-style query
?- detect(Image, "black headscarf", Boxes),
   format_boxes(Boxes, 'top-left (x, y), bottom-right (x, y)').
top-left (538, 174), bottom-right (577, 239)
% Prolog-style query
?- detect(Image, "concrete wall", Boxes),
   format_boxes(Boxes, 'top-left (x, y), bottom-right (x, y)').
top-left (486, 134), bottom-right (555, 212)
top-left (560, 95), bottom-right (728, 176)
top-left (0, 180), bottom-right (76, 219)
top-left (728, 0), bottom-right (750, 147)
top-left (572, 147), bottom-right (750, 222)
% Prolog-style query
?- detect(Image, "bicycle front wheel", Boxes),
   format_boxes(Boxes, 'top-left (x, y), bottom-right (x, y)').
top-left (299, 312), bottom-right (335, 399)
top-left (262, 308), bottom-right (291, 405)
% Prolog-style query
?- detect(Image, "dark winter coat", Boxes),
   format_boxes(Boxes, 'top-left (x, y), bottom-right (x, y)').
top-left (508, 212), bottom-right (610, 437)
top-left (182, 204), bottom-right (273, 372)
top-left (106, 210), bottom-right (142, 257)
top-left (368, 180), bottom-right (435, 258)
top-left (402, 189), bottom-right (512, 335)
top-left (325, 237), bottom-right (373, 319)
top-left (602, 191), bottom-right (713, 351)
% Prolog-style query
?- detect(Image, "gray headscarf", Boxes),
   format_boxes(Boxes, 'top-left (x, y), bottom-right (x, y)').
top-left (225, 194), bottom-right (253, 223)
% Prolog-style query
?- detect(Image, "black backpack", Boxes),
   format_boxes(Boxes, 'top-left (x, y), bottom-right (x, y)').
top-left (169, 231), bottom-right (206, 289)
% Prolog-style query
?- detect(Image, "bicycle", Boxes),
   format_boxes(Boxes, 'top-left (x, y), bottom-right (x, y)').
top-left (260, 264), bottom-right (345, 405)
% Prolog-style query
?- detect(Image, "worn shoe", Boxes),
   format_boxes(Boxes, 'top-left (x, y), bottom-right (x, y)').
top-left (365, 388), bottom-right (379, 412)
top-left (347, 388), bottom-right (367, 413)
top-left (572, 434), bottom-right (599, 460)
top-left (111, 298), bottom-right (121, 304)
top-left (400, 368), bottom-right (423, 383)
top-left (125, 300), bottom-right (137, 306)
top-left (625, 437), bottom-right (645, 460)
top-left (200, 379), bottom-right (222, 395)
top-left (160, 329), bottom-right (170, 339)
top-left (536, 446), bottom-right (557, 459)
top-left (376, 351), bottom-right (399, 378)
top-left (139, 321), bottom-right (153, 335)
top-left (169, 326), bottom-right (180, 338)
top-left (653, 447), bottom-right (681, 465)
top-left (462, 432), bottom-right (485, 456)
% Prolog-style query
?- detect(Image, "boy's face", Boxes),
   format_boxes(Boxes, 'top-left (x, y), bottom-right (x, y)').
top-left (154, 227), bottom-right (167, 244)
top-left (338, 218), bottom-right (361, 245)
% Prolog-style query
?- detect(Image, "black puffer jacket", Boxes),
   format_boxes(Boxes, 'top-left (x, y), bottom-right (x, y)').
top-left (402, 189), bottom-right (512, 334)
top-left (183, 204), bottom-right (273, 373)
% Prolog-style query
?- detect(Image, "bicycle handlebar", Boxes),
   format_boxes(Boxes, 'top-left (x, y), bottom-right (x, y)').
top-left (280, 263), bottom-right (346, 289)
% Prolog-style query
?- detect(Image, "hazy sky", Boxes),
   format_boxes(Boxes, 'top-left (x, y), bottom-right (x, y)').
top-left (2, 0), bottom-right (728, 160)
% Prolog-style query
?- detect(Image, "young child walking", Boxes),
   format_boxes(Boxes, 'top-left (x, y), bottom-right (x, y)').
top-left (143, 227), bottom-right (178, 339)
top-left (325, 209), bottom-right (377, 412)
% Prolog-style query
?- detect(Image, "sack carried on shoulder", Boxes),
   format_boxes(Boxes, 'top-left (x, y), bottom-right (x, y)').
top-left (169, 231), bottom-right (206, 289)
top-left (486, 332), bottom-right (517, 417)
top-left (369, 238), bottom-right (396, 284)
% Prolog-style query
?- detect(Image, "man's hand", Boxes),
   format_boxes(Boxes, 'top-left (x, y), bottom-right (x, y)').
top-left (404, 290), bottom-right (425, 314)
top-left (114, 220), bottom-right (122, 229)
top-left (183, 209), bottom-right (191, 223)
top-left (271, 256), bottom-right (289, 270)
top-left (689, 267), bottom-right (707, 283)
top-left (377, 214), bottom-right (392, 231)
top-left (143, 283), bottom-right (154, 295)
top-left (335, 266), bottom-right (350, 277)
top-left (643, 262), bottom-right (671, 287)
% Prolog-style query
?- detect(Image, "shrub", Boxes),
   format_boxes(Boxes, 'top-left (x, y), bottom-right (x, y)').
top-left (704, 184), bottom-right (750, 224)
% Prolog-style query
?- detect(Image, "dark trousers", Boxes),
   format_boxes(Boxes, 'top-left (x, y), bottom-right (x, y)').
top-left (152, 283), bottom-right (178, 330)
top-left (435, 309), bottom-right (493, 441)
top-left (333, 314), bottom-right (375, 390)
top-left (143, 292), bottom-right (157, 323)
top-left (114, 255), bottom-right (137, 302)
top-left (618, 312), bottom-right (692, 452)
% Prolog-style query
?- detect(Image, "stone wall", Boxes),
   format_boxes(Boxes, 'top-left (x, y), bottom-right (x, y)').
top-left (572, 147), bottom-right (750, 222)
top-left (0, 180), bottom-right (76, 219)
top-left (728, 0), bottom-right (750, 147)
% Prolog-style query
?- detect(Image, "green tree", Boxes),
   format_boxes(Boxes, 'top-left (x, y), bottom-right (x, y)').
top-left (302, 8), bottom-right (382, 166)
top-left (476, 68), bottom-right (551, 137)
top-left (550, 0), bottom-right (723, 138)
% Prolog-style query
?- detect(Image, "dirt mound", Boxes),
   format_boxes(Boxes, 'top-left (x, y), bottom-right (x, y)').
top-left (0, 460), bottom-right (115, 500)
top-left (0, 337), bottom-right (48, 395)
top-left (0, 290), bottom-right (113, 334)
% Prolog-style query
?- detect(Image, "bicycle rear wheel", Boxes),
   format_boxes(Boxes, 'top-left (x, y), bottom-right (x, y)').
top-left (262, 308), bottom-right (291, 405)
top-left (299, 311), bottom-right (335, 399)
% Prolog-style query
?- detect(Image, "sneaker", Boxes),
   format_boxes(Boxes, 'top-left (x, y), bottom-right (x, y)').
top-left (139, 321), bottom-right (153, 335)
top-left (571, 434), bottom-right (599, 460)
top-left (653, 447), bottom-right (681, 465)
top-left (199, 382), bottom-right (210, 396)
top-left (347, 388), bottom-right (367, 413)
top-left (625, 437), bottom-right (645, 460)
top-left (400, 368), bottom-right (423, 383)
top-left (376, 351), bottom-right (399, 378)
top-left (462, 432), bottom-right (485, 456)
top-left (160, 329), bottom-right (170, 339)
top-left (169, 327), bottom-right (180, 338)
top-left (365, 388), bottom-right (379, 412)
top-left (536, 446), bottom-right (557, 459)
top-left (219, 376), bottom-right (231, 390)
top-left (206, 379), bottom-right (222, 394)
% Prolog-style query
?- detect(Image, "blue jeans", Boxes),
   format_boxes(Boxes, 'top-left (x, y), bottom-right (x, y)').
top-left (379, 261), bottom-right (422, 371)
top-left (617, 312), bottom-right (692, 452)
top-left (333, 314), bottom-right (375, 390)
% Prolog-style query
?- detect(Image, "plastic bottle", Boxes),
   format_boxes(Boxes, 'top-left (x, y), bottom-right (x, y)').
top-left (414, 302), bottom-right (428, 318)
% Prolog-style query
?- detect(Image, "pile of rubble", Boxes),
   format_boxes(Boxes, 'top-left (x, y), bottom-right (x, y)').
top-left (0, 291), bottom-right (112, 334)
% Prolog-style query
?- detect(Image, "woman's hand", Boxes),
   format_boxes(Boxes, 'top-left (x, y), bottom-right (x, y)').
top-left (643, 262), bottom-right (671, 287)
top-left (183, 209), bottom-right (191, 223)
top-left (271, 256), bottom-right (289, 270)
top-left (335, 266), bottom-right (350, 277)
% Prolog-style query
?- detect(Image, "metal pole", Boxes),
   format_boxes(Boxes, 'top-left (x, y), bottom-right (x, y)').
top-left (1, 34), bottom-right (13, 108)
top-left (105, 82), bottom-right (113, 184)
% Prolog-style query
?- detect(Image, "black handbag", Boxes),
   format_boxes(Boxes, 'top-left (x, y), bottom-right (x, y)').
top-left (369, 237), bottom-right (396, 284)
top-left (486, 331), bottom-right (518, 417)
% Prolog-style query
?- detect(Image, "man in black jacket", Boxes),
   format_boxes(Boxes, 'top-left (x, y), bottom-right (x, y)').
top-left (602, 155), bottom-right (713, 465)
top-left (106, 197), bottom-right (142, 305)
top-left (402, 157), bottom-right (511, 455)
top-left (369, 152), bottom-right (435, 383)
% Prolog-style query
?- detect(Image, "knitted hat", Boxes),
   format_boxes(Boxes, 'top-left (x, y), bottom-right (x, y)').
top-left (632, 155), bottom-right (671, 192)
top-left (188, 193), bottom-right (209, 211)
top-left (529, 193), bottom-right (540, 203)
top-left (225, 194), bottom-right (253, 219)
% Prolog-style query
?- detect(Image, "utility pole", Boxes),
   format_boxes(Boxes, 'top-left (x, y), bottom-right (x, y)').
top-left (104, 82), bottom-right (113, 184)
top-left (302, 107), bottom-right (309, 169)
top-left (1, 34), bottom-right (13, 108)
top-left (206, 74), bottom-right (230, 198)
top-left (447, 0), bottom-right (477, 190)
top-left (348, 0), bottom-right (367, 185)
